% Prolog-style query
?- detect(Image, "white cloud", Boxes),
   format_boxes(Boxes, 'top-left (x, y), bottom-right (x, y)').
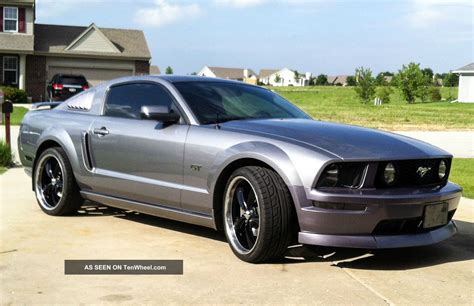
top-left (215, 0), bottom-right (268, 8)
top-left (134, 0), bottom-right (202, 28)
top-left (409, 0), bottom-right (473, 27)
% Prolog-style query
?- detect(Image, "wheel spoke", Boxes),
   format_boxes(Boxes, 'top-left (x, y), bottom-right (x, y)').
top-left (234, 216), bottom-right (246, 229)
top-left (247, 190), bottom-right (256, 208)
top-left (235, 187), bottom-right (247, 210)
top-left (50, 185), bottom-right (58, 206)
top-left (45, 161), bottom-right (54, 179)
top-left (43, 183), bottom-right (53, 198)
top-left (53, 162), bottom-right (61, 178)
top-left (245, 223), bottom-right (256, 246)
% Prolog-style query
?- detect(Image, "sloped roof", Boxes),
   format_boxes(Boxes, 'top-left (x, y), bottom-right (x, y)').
top-left (34, 24), bottom-right (151, 60)
top-left (0, 33), bottom-right (34, 52)
top-left (453, 63), bottom-right (474, 73)
top-left (150, 65), bottom-right (161, 74)
top-left (208, 66), bottom-right (257, 79)
top-left (259, 69), bottom-right (280, 78)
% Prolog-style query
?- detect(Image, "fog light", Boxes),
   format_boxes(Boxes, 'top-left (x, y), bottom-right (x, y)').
top-left (438, 160), bottom-right (447, 179)
top-left (384, 163), bottom-right (396, 185)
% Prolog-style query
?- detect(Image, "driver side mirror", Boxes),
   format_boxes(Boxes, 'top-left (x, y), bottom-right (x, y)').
top-left (140, 105), bottom-right (180, 124)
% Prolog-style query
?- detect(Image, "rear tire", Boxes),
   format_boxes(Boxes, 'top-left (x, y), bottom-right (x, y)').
top-left (223, 166), bottom-right (294, 263)
top-left (34, 147), bottom-right (83, 215)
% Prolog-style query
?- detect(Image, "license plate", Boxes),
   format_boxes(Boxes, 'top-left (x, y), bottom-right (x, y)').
top-left (69, 88), bottom-right (77, 93)
top-left (423, 203), bottom-right (448, 228)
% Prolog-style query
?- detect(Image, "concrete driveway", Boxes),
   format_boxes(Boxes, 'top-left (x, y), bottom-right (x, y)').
top-left (1, 168), bottom-right (473, 304)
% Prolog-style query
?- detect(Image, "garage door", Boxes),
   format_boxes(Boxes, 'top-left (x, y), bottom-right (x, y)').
top-left (47, 66), bottom-right (134, 87)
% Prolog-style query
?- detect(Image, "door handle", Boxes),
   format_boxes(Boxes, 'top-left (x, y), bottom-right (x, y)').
top-left (93, 127), bottom-right (109, 136)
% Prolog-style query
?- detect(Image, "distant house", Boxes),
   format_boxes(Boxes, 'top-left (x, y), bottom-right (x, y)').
top-left (150, 65), bottom-right (160, 75)
top-left (327, 75), bottom-right (349, 86)
top-left (198, 66), bottom-right (258, 84)
top-left (453, 63), bottom-right (474, 103)
top-left (259, 68), bottom-right (311, 87)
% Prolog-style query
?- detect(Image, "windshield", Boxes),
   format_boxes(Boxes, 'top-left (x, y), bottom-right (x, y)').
top-left (173, 81), bottom-right (311, 124)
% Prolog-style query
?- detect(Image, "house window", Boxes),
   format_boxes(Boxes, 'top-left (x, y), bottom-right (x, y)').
top-left (3, 56), bottom-right (18, 85)
top-left (4, 7), bottom-right (18, 32)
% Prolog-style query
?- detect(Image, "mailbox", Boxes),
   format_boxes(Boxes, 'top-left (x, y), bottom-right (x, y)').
top-left (2, 100), bottom-right (13, 114)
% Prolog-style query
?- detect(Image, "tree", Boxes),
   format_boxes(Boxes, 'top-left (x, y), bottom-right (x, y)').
top-left (395, 63), bottom-right (429, 104)
top-left (190, 72), bottom-right (197, 75)
top-left (354, 67), bottom-right (376, 103)
top-left (346, 76), bottom-right (356, 86)
top-left (294, 70), bottom-right (301, 84)
top-left (443, 73), bottom-right (459, 87)
top-left (314, 74), bottom-right (328, 85)
top-left (421, 68), bottom-right (434, 81)
top-left (274, 73), bottom-right (282, 84)
top-left (165, 66), bottom-right (173, 74)
top-left (376, 86), bottom-right (393, 103)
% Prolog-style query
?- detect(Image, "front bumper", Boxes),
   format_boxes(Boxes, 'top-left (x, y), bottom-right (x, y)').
top-left (293, 182), bottom-right (462, 248)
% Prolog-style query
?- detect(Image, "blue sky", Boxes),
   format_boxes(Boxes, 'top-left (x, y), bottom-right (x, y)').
top-left (36, 0), bottom-right (473, 75)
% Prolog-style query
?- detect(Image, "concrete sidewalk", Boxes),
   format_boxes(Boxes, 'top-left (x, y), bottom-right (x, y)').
top-left (1, 167), bottom-right (473, 304)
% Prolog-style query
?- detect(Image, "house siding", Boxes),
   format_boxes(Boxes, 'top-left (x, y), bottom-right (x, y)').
top-left (135, 60), bottom-right (150, 75)
top-left (25, 55), bottom-right (46, 101)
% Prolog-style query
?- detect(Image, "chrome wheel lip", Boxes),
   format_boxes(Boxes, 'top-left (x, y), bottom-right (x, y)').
top-left (35, 153), bottom-right (65, 211)
top-left (224, 176), bottom-right (261, 255)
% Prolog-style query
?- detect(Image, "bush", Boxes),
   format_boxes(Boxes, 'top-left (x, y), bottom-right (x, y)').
top-left (376, 86), bottom-right (393, 103)
top-left (1, 86), bottom-right (28, 104)
top-left (0, 141), bottom-right (13, 167)
top-left (431, 87), bottom-right (442, 101)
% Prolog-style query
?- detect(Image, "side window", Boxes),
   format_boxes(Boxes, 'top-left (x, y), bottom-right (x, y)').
top-left (104, 83), bottom-right (176, 119)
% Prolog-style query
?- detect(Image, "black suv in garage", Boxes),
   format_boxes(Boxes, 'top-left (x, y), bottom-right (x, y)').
top-left (47, 74), bottom-right (89, 101)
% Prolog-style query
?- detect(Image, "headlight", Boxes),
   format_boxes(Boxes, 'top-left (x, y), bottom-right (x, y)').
top-left (438, 160), bottom-right (447, 179)
top-left (316, 163), bottom-right (367, 188)
top-left (383, 163), bottom-right (396, 185)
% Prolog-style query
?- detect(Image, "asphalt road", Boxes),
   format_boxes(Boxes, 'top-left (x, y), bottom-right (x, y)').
top-left (1, 168), bottom-right (473, 304)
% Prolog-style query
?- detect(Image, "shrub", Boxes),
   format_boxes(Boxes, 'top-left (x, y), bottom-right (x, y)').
top-left (0, 141), bottom-right (13, 167)
top-left (1, 86), bottom-right (28, 104)
top-left (354, 66), bottom-right (376, 103)
top-left (431, 87), bottom-right (442, 101)
top-left (395, 63), bottom-right (430, 104)
top-left (376, 86), bottom-right (393, 103)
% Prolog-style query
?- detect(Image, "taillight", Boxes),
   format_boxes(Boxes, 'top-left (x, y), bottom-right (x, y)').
top-left (52, 83), bottom-right (63, 90)
top-left (82, 85), bottom-right (89, 90)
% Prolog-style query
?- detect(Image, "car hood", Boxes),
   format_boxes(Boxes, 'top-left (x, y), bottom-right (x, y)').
top-left (220, 119), bottom-right (451, 160)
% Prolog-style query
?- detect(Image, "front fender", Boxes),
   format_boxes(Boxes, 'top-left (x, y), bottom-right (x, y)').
top-left (208, 141), bottom-right (303, 193)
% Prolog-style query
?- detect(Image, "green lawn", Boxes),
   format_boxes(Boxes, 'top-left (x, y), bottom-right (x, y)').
top-left (450, 159), bottom-right (474, 199)
top-left (1, 106), bottom-right (29, 126)
top-left (0, 166), bottom-right (6, 175)
top-left (274, 86), bottom-right (473, 130)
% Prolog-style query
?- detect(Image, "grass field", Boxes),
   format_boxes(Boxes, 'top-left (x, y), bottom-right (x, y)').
top-left (1, 106), bottom-right (29, 126)
top-left (0, 166), bottom-right (6, 175)
top-left (274, 86), bottom-right (473, 130)
top-left (450, 158), bottom-right (474, 199)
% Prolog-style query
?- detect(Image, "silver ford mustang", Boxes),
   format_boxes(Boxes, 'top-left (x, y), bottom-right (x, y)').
top-left (18, 76), bottom-right (462, 263)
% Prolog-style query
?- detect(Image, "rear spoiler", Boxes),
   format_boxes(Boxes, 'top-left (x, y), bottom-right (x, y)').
top-left (31, 101), bottom-right (63, 110)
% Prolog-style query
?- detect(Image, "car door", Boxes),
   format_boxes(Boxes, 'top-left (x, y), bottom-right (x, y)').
top-left (88, 81), bottom-right (189, 209)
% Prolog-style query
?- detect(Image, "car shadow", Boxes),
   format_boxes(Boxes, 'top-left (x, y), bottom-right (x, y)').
top-left (74, 203), bottom-right (473, 270)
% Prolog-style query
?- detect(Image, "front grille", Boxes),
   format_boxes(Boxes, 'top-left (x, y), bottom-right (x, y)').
top-left (375, 159), bottom-right (450, 188)
top-left (372, 209), bottom-right (456, 235)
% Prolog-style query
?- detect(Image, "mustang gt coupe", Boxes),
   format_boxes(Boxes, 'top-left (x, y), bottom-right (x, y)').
top-left (18, 76), bottom-right (462, 263)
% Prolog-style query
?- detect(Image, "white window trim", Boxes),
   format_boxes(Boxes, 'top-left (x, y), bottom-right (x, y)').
top-left (3, 7), bottom-right (18, 33)
top-left (3, 56), bottom-right (18, 85)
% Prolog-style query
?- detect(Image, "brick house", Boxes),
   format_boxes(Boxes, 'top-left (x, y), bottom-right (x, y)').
top-left (0, 0), bottom-right (151, 101)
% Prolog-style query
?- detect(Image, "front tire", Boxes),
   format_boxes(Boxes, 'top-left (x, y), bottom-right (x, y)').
top-left (34, 147), bottom-right (83, 215)
top-left (223, 166), bottom-right (294, 263)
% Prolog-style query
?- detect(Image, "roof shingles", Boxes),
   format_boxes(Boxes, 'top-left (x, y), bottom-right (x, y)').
top-left (34, 24), bottom-right (151, 60)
